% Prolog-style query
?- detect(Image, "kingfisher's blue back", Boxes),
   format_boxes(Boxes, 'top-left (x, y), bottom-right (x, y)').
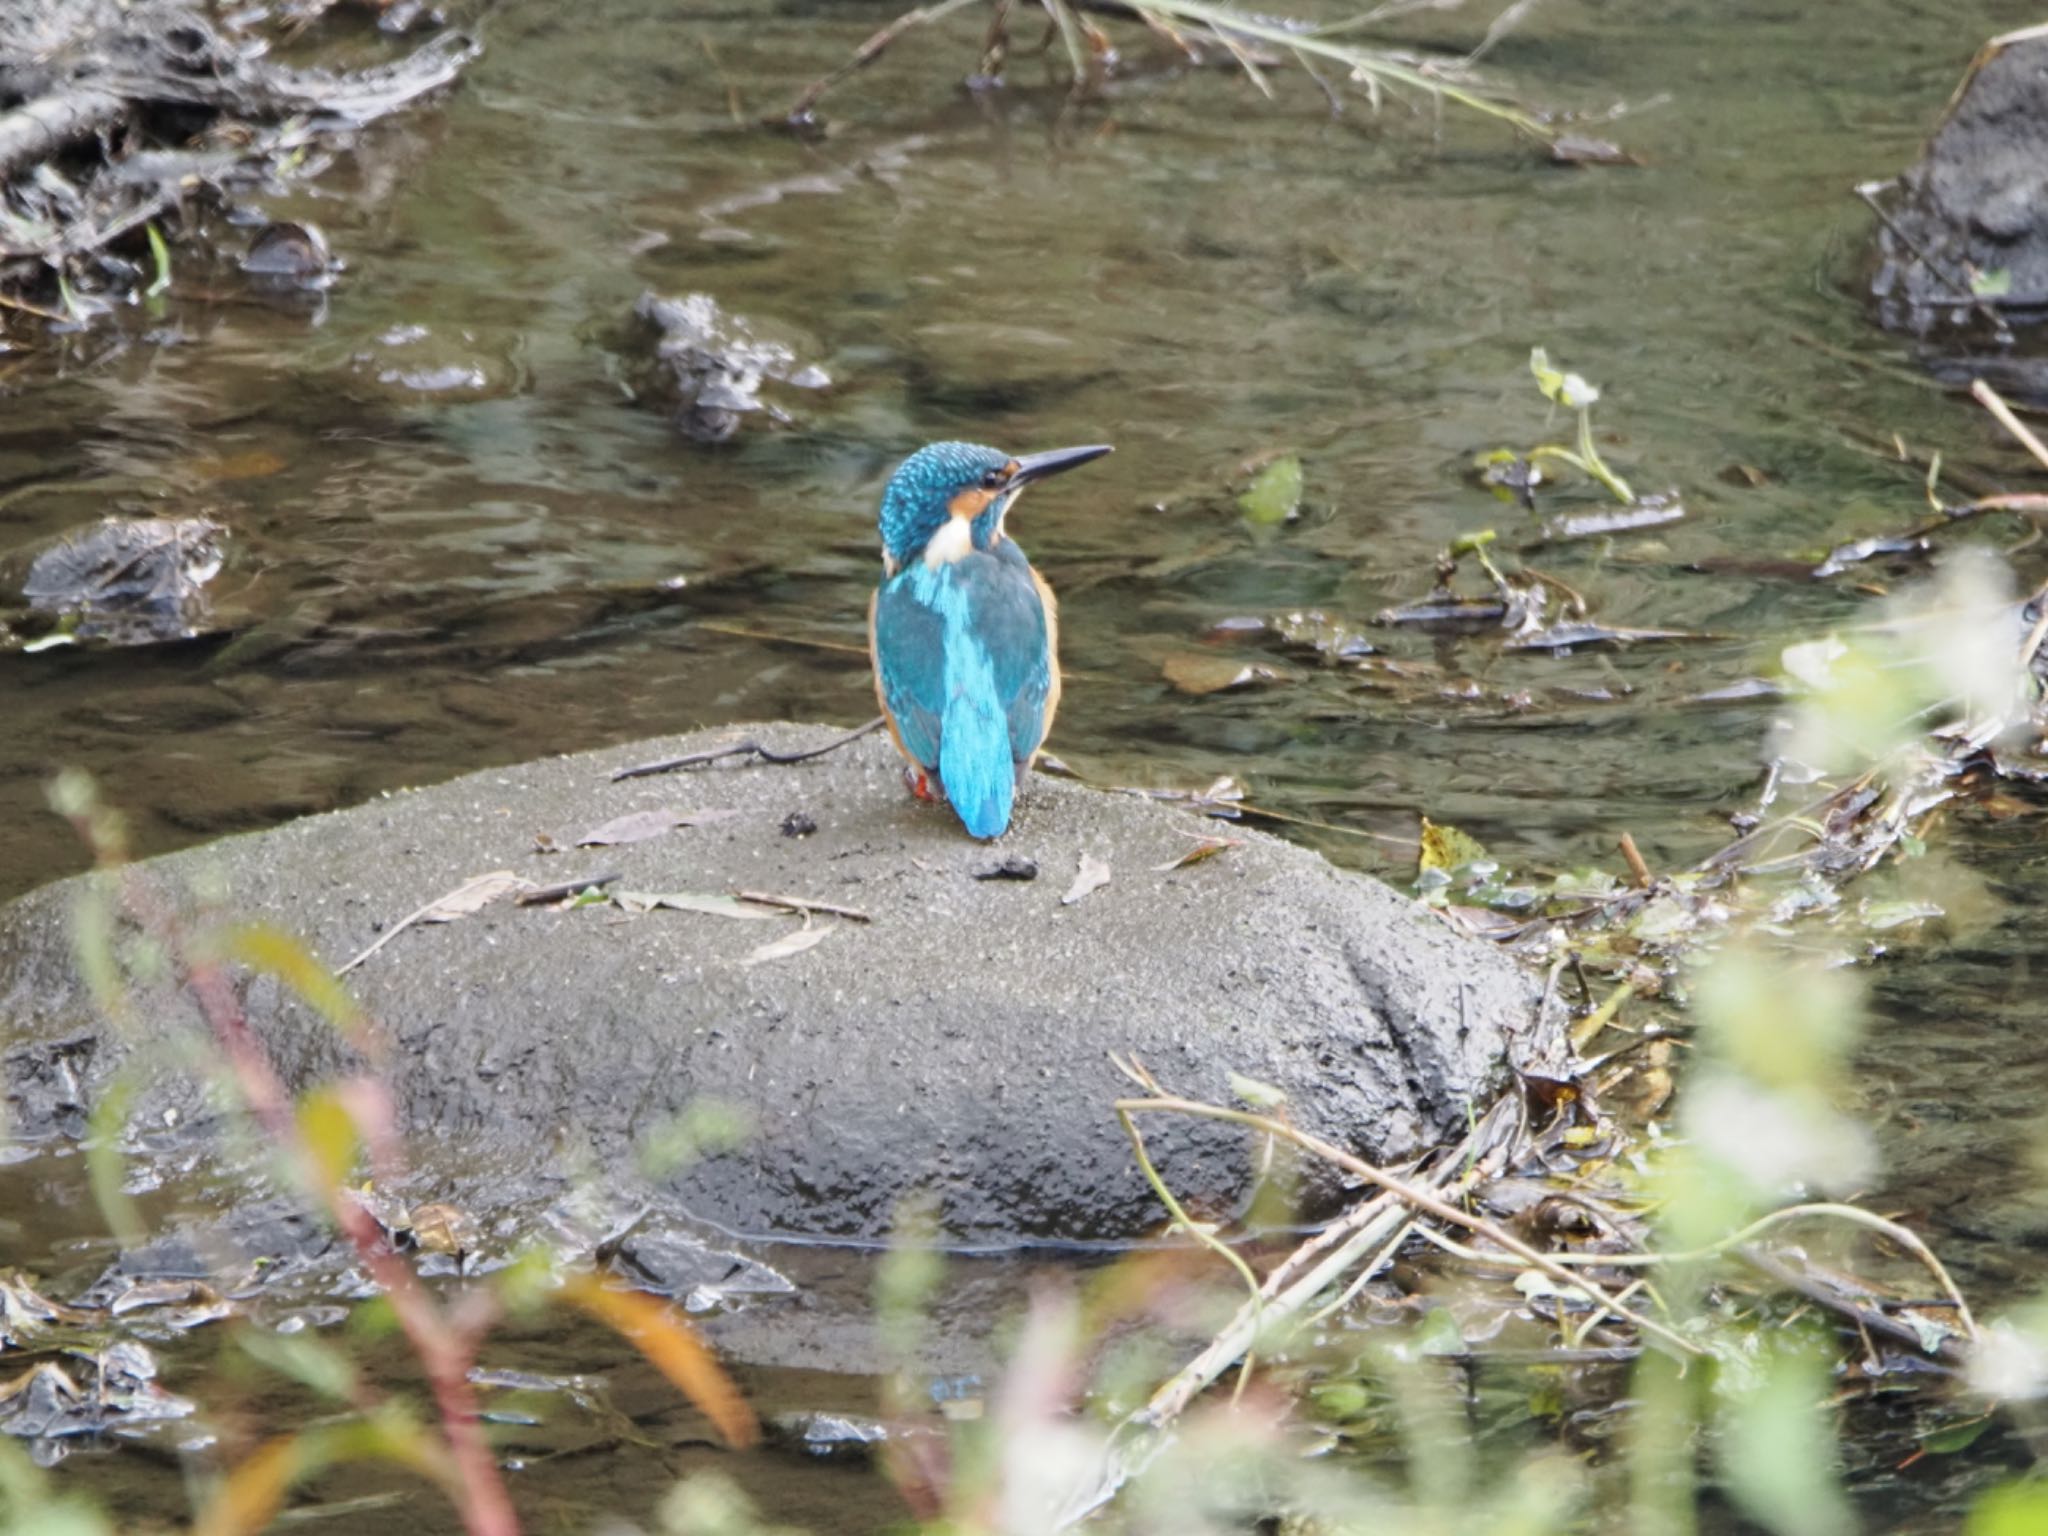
top-left (867, 441), bottom-right (1110, 839)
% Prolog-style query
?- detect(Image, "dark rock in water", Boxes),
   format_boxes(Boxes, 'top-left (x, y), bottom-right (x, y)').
top-left (1868, 25), bottom-right (2048, 376)
top-left (0, 724), bottom-right (1562, 1248)
top-left (623, 292), bottom-right (830, 443)
top-left (11, 516), bottom-right (224, 646)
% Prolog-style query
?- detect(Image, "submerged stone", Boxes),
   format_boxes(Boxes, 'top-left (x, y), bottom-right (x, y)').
top-left (0, 724), bottom-right (1562, 1248)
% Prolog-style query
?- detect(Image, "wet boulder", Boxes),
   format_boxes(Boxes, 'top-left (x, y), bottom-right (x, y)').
top-left (0, 724), bottom-right (1564, 1246)
top-left (620, 291), bottom-right (830, 443)
top-left (1869, 25), bottom-right (2048, 355)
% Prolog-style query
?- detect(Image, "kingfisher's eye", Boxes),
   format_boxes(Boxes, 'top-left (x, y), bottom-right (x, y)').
top-left (979, 469), bottom-right (1006, 491)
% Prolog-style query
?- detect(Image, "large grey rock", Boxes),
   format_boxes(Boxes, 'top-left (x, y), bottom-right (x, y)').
top-left (1869, 25), bottom-right (2048, 368)
top-left (0, 723), bottom-right (1561, 1246)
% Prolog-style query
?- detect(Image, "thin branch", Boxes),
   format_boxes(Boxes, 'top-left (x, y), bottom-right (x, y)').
top-left (736, 891), bottom-right (874, 922)
top-left (610, 717), bottom-right (886, 781)
top-left (1972, 377), bottom-right (2048, 473)
top-left (1116, 1095), bottom-right (1709, 1359)
top-left (784, 0), bottom-right (988, 120)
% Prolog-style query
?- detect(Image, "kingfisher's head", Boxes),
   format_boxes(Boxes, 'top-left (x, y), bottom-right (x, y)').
top-left (877, 440), bottom-right (1112, 574)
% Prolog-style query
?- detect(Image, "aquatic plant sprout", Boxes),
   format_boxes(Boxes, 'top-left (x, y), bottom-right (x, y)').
top-left (1526, 347), bottom-right (1635, 504)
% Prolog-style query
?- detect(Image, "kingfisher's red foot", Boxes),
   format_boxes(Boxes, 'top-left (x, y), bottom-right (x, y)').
top-left (904, 765), bottom-right (936, 802)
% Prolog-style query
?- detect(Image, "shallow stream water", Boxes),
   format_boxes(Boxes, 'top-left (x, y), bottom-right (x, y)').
top-left (5, 0), bottom-right (2048, 1528)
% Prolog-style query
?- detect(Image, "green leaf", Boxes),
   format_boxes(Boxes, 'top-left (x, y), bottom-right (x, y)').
top-left (491, 1243), bottom-right (560, 1317)
top-left (1922, 1413), bottom-right (1994, 1455)
top-left (1418, 817), bottom-right (1488, 877)
top-left (1415, 1305), bottom-right (1466, 1356)
top-left (1237, 454), bottom-right (1303, 526)
top-left (1966, 1482), bottom-right (2048, 1536)
top-left (1228, 1072), bottom-right (1287, 1111)
top-left (637, 1099), bottom-right (752, 1180)
top-left (295, 1086), bottom-right (362, 1194)
top-left (236, 1326), bottom-right (360, 1401)
top-left (145, 224), bottom-right (172, 297)
top-left (1971, 266), bottom-right (2012, 298)
top-left (1310, 1380), bottom-right (1370, 1420)
top-left (86, 1072), bottom-right (146, 1250)
top-left (1716, 1338), bottom-right (1855, 1536)
top-left (214, 922), bottom-right (365, 1041)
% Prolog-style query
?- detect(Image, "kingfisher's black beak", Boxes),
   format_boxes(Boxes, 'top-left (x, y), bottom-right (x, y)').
top-left (1010, 443), bottom-right (1113, 485)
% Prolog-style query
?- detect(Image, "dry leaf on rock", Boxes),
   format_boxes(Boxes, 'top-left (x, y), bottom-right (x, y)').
top-left (576, 808), bottom-right (741, 847)
top-left (1062, 855), bottom-right (1111, 906)
top-left (741, 924), bottom-right (833, 966)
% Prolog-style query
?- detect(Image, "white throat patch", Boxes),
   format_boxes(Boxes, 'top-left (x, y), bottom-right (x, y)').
top-left (922, 516), bottom-right (974, 569)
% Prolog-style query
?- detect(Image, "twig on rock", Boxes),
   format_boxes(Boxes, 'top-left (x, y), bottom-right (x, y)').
top-left (736, 891), bottom-right (873, 923)
top-left (610, 717), bottom-right (886, 781)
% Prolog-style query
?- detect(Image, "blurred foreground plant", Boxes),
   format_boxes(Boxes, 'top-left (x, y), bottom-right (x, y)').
top-left (32, 772), bottom-right (757, 1536)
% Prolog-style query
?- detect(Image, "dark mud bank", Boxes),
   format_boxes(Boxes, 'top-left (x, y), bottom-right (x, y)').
top-left (2, 724), bottom-right (1562, 1246)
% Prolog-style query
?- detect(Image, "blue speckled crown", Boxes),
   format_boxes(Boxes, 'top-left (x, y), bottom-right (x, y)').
top-left (878, 441), bottom-right (1010, 566)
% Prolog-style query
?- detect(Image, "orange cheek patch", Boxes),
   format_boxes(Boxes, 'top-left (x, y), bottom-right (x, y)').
top-left (947, 487), bottom-right (997, 519)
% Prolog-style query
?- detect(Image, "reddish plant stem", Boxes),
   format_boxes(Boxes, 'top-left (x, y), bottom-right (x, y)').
top-left (115, 859), bottom-right (522, 1536)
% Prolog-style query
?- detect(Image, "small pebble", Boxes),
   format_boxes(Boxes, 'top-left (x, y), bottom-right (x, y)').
top-left (973, 856), bottom-right (1037, 882)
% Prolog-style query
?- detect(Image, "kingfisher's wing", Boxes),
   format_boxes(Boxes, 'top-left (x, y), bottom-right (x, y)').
top-left (872, 552), bottom-right (1052, 838)
top-left (981, 540), bottom-right (1055, 763)
top-left (872, 570), bottom-right (947, 769)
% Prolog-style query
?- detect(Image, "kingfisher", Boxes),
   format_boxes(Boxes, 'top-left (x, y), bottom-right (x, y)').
top-left (869, 439), bottom-right (1113, 839)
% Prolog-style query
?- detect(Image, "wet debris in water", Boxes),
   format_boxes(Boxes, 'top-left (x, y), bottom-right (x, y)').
top-left (1811, 532), bottom-right (1935, 579)
top-left (1523, 491), bottom-right (1686, 548)
top-left (767, 1409), bottom-right (895, 1462)
top-left (1160, 651), bottom-right (1281, 695)
top-left (1549, 132), bottom-right (1638, 167)
top-left (620, 291), bottom-right (830, 444)
top-left (7, 516), bottom-right (226, 649)
top-left (0, 0), bottom-right (480, 322)
top-left (238, 220), bottom-right (335, 286)
top-left (0, 1344), bottom-right (196, 1454)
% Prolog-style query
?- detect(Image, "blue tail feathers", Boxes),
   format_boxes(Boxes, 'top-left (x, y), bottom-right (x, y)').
top-left (939, 689), bottom-right (1015, 839)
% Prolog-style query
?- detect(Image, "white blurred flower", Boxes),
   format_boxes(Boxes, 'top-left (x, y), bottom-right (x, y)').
top-left (1681, 1074), bottom-right (1876, 1200)
top-left (1968, 1316), bottom-right (2048, 1401)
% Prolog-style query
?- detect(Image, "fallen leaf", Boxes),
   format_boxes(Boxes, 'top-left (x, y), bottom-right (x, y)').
top-left (421, 870), bottom-right (528, 922)
top-left (612, 891), bottom-right (779, 920)
top-left (1155, 837), bottom-right (1239, 872)
top-left (338, 870), bottom-right (535, 975)
top-left (1418, 818), bottom-right (1487, 876)
top-left (741, 923), bottom-right (833, 966)
top-left (1550, 133), bottom-right (1636, 167)
top-left (405, 1203), bottom-right (478, 1256)
top-left (1162, 653), bottom-right (1278, 695)
top-left (1527, 494), bottom-right (1686, 546)
top-left (1237, 453), bottom-right (1303, 525)
top-left (576, 808), bottom-right (740, 847)
top-left (1062, 854), bottom-right (1111, 906)
top-left (533, 832), bottom-right (563, 854)
top-left (190, 448), bottom-right (289, 482)
top-left (1504, 622), bottom-right (1707, 653)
